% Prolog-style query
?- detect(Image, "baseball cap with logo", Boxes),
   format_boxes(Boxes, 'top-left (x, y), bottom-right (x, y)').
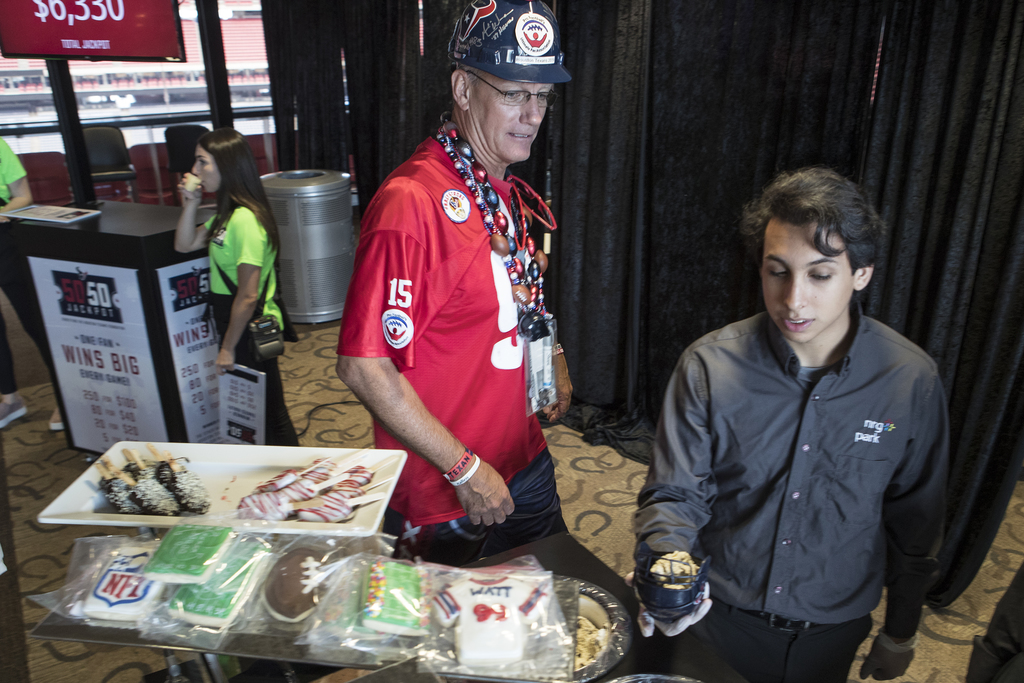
top-left (449, 0), bottom-right (571, 84)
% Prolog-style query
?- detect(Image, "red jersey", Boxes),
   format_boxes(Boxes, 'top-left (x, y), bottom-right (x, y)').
top-left (338, 138), bottom-right (547, 526)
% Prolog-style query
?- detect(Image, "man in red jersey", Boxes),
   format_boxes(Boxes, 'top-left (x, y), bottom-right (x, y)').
top-left (336, 0), bottom-right (573, 564)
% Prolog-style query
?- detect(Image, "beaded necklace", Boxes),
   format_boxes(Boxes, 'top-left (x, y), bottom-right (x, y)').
top-left (435, 115), bottom-right (553, 341)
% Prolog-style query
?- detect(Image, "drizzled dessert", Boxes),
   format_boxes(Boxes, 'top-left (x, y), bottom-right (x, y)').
top-left (94, 445), bottom-right (210, 517)
top-left (100, 453), bottom-right (178, 516)
top-left (240, 459), bottom-right (381, 523)
top-left (95, 461), bottom-right (141, 514)
top-left (146, 443), bottom-right (210, 514)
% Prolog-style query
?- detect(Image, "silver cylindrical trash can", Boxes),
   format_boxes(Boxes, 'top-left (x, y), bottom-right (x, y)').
top-left (261, 170), bottom-right (353, 323)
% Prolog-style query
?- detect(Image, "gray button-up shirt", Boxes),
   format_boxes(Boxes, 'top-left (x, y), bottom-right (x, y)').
top-left (634, 309), bottom-right (948, 637)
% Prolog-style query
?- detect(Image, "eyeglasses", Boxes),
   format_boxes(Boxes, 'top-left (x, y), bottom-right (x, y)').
top-left (469, 71), bottom-right (558, 108)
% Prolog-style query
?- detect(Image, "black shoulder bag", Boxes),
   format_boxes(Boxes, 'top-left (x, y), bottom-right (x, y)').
top-left (212, 261), bottom-right (297, 361)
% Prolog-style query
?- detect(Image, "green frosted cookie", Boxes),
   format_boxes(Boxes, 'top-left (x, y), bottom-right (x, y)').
top-left (171, 538), bottom-right (269, 627)
top-left (361, 559), bottom-right (430, 636)
top-left (144, 525), bottom-right (234, 584)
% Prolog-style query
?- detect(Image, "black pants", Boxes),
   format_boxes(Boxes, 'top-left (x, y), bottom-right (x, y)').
top-left (0, 229), bottom-right (55, 395)
top-left (688, 600), bottom-right (873, 683)
top-left (967, 561), bottom-right (1024, 683)
top-left (382, 448), bottom-right (568, 565)
top-left (213, 308), bottom-right (298, 447)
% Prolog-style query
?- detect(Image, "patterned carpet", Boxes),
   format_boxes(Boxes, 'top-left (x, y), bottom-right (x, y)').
top-left (0, 319), bottom-right (1021, 683)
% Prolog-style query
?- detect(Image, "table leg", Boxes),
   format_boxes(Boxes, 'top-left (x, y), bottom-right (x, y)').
top-left (202, 652), bottom-right (230, 683)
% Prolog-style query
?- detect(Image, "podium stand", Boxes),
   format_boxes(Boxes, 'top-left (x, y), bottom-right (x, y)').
top-left (13, 202), bottom-right (218, 453)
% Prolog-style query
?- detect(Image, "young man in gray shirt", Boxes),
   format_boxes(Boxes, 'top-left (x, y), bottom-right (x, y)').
top-left (633, 167), bottom-right (949, 682)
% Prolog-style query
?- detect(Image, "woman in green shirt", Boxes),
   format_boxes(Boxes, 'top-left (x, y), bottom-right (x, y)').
top-left (174, 128), bottom-right (297, 446)
top-left (0, 137), bottom-right (63, 431)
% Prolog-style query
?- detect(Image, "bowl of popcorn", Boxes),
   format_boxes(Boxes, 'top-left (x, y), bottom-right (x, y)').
top-left (574, 580), bottom-right (632, 682)
top-left (632, 550), bottom-right (711, 622)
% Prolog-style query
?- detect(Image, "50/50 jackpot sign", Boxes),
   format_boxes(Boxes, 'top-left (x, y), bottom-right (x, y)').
top-left (29, 257), bottom-right (167, 453)
top-left (53, 270), bottom-right (123, 322)
top-left (168, 266), bottom-right (210, 313)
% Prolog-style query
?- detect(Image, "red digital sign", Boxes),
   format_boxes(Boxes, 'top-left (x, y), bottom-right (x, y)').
top-left (0, 0), bottom-right (185, 62)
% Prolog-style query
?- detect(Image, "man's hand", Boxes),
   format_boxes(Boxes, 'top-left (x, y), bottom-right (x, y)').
top-left (541, 353), bottom-right (572, 422)
top-left (859, 632), bottom-right (916, 680)
top-left (625, 572), bottom-right (712, 637)
top-left (336, 355), bottom-right (514, 524)
top-left (453, 458), bottom-right (514, 526)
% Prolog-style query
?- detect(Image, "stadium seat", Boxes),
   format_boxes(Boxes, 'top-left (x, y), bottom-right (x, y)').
top-left (18, 151), bottom-right (73, 205)
top-left (246, 133), bottom-right (277, 176)
top-left (83, 125), bottom-right (137, 202)
top-left (129, 142), bottom-right (176, 206)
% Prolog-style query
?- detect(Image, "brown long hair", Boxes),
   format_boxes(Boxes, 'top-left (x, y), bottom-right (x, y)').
top-left (198, 127), bottom-right (280, 253)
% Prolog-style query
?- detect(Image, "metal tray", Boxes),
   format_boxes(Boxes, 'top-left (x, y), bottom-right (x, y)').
top-left (575, 579), bottom-right (632, 682)
top-left (37, 441), bottom-right (406, 535)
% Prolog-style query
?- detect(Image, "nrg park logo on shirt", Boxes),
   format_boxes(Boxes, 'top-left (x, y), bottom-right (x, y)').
top-left (855, 419), bottom-right (895, 444)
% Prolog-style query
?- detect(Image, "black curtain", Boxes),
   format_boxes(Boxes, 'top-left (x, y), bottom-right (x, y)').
top-left (548, 0), bottom-right (651, 410)
top-left (860, 0), bottom-right (1024, 607)
top-left (421, 1), bottom-right (468, 138)
top-left (644, 0), bottom-right (885, 416)
top-left (262, 0), bottom-right (350, 173)
top-left (341, 0), bottom-right (424, 209)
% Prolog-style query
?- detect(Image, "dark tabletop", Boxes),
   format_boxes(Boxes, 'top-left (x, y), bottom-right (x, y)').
top-left (470, 532), bottom-right (747, 683)
top-left (12, 200), bottom-right (211, 270)
top-left (30, 532), bottom-right (747, 682)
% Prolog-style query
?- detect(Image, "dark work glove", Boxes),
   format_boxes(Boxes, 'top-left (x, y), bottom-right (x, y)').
top-left (859, 632), bottom-right (917, 680)
top-left (625, 572), bottom-right (712, 637)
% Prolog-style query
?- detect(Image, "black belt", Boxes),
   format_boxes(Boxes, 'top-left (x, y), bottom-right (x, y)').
top-left (737, 608), bottom-right (819, 631)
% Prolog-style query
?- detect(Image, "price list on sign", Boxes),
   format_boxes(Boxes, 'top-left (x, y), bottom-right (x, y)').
top-left (156, 258), bottom-right (221, 444)
top-left (28, 257), bottom-right (167, 452)
top-left (219, 366), bottom-right (265, 445)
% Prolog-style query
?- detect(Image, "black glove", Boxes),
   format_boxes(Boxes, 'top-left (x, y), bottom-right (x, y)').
top-left (859, 632), bottom-right (916, 680)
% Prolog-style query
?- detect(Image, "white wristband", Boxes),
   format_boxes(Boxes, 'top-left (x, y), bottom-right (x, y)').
top-left (878, 630), bottom-right (919, 652)
top-left (451, 455), bottom-right (481, 486)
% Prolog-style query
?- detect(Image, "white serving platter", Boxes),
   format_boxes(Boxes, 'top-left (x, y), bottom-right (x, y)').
top-left (38, 441), bottom-right (407, 535)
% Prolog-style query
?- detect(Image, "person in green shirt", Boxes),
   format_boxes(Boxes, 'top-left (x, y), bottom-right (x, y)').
top-left (0, 137), bottom-right (63, 431)
top-left (174, 128), bottom-right (297, 445)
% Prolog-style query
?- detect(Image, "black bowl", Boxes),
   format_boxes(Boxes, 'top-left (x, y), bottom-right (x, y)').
top-left (632, 554), bottom-right (711, 622)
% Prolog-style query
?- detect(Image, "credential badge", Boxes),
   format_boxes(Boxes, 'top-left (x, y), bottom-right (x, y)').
top-left (516, 12), bottom-right (554, 57)
top-left (442, 189), bottom-right (471, 223)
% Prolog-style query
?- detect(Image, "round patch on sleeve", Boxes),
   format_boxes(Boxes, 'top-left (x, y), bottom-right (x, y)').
top-left (382, 309), bottom-right (414, 349)
top-left (442, 189), bottom-right (472, 223)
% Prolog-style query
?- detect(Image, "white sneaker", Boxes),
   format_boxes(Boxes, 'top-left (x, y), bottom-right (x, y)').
top-left (0, 398), bottom-right (27, 429)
